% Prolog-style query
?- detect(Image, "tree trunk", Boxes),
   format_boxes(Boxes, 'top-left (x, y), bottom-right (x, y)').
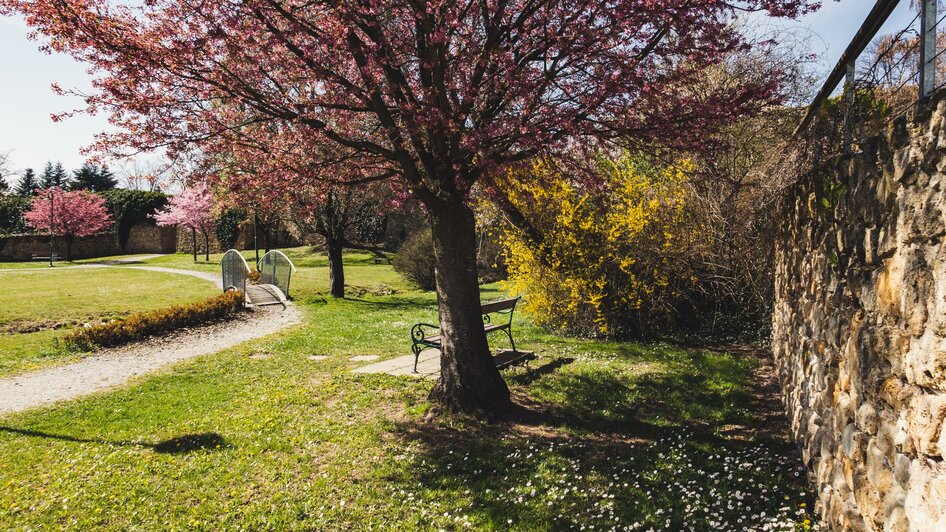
top-left (204, 232), bottom-right (210, 262)
top-left (326, 234), bottom-right (345, 298)
top-left (64, 237), bottom-right (72, 262)
top-left (191, 227), bottom-right (197, 262)
top-left (427, 199), bottom-right (511, 416)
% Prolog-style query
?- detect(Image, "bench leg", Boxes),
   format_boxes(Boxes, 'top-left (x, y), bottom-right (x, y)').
top-left (504, 328), bottom-right (517, 353)
top-left (412, 346), bottom-right (420, 373)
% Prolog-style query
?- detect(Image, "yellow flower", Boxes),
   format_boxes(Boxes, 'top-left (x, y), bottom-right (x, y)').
top-left (494, 152), bottom-right (696, 333)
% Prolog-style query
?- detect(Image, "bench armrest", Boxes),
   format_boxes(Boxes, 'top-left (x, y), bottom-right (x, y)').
top-left (410, 323), bottom-right (440, 343)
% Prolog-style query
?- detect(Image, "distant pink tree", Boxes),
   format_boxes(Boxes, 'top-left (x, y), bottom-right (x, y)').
top-left (24, 187), bottom-right (112, 260)
top-left (153, 182), bottom-right (214, 261)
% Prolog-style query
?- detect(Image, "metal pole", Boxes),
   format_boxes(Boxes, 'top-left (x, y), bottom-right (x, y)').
top-left (48, 189), bottom-right (54, 267)
top-left (253, 209), bottom-right (259, 266)
top-left (793, 0), bottom-right (901, 137)
top-left (844, 59), bottom-right (856, 155)
top-left (919, 0), bottom-right (938, 100)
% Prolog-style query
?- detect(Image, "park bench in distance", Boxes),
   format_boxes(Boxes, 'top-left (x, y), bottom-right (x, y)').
top-left (409, 296), bottom-right (534, 372)
top-left (31, 253), bottom-right (60, 262)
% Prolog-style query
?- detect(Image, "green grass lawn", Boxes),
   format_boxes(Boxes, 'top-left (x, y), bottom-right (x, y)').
top-left (0, 250), bottom-right (817, 529)
top-left (0, 267), bottom-right (218, 377)
top-left (0, 254), bottom-right (161, 270)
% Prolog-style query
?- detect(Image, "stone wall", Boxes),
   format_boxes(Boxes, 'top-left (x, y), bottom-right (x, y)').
top-left (773, 93), bottom-right (946, 530)
top-left (126, 225), bottom-right (178, 254)
top-left (174, 222), bottom-right (299, 255)
top-left (0, 225), bottom-right (177, 261)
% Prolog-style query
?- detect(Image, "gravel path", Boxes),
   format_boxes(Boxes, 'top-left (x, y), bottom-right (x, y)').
top-left (96, 254), bottom-right (165, 264)
top-left (0, 305), bottom-right (301, 417)
top-left (120, 265), bottom-right (221, 287)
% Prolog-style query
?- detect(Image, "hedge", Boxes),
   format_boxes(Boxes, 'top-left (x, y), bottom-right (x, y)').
top-left (215, 207), bottom-right (246, 250)
top-left (0, 195), bottom-right (30, 235)
top-left (64, 291), bottom-right (245, 350)
top-left (100, 189), bottom-right (169, 250)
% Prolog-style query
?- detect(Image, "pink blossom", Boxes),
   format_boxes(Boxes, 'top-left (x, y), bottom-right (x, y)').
top-left (153, 181), bottom-right (214, 234)
top-left (24, 187), bottom-right (112, 239)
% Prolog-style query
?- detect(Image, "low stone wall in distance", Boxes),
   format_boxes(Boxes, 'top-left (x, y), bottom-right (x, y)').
top-left (0, 225), bottom-right (177, 261)
top-left (176, 222), bottom-right (299, 256)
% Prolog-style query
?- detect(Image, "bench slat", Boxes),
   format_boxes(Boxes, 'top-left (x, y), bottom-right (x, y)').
top-left (421, 322), bottom-right (510, 347)
top-left (494, 349), bottom-right (536, 370)
top-left (479, 297), bottom-right (518, 314)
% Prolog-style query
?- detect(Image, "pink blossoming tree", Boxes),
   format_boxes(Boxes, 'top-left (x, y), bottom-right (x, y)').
top-left (153, 182), bottom-right (214, 262)
top-left (3, 0), bottom-right (817, 415)
top-left (24, 187), bottom-right (112, 260)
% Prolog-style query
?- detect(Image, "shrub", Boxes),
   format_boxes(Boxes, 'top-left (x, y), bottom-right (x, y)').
top-left (393, 228), bottom-right (437, 291)
top-left (0, 195), bottom-right (30, 235)
top-left (64, 291), bottom-right (245, 350)
top-left (215, 207), bottom-right (246, 250)
top-left (499, 155), bottom-right (702, 338)
top-left (100, 189), bottom-right (169, 250)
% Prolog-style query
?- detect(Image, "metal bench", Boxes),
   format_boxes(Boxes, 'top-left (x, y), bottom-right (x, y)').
top-left (31, 253), bottom-right (60, 262)
top-left (409, 296), bottom-right (531, 372)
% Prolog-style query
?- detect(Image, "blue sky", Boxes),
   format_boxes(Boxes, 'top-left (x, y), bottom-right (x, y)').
top-left (0, 1), bottom-right (920, 187)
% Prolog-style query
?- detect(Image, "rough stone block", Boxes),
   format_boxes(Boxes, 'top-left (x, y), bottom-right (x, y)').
top-left (904, 459), bottom-right (946, 531)
top-left (866, 440), bottom-right (894, 493)
top-left (893, 453), bottom-right (911, 488)
top-left (857, 402), bottom-right (879, 434)
top-left (905, 393), bottom-right (946, 457)
top-left (902, 334), bottom-right (946, 391)
top-left (883, 505), bottom-right (909, 532)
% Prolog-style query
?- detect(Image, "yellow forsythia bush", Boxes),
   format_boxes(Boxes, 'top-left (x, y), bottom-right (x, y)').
top-left (64, 291), bottom-right (245, 350)
top-left (498, 154), bottom-right (703, 337)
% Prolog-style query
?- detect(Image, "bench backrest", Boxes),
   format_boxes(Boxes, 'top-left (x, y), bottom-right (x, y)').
top-left (480, 297), bottom-right (519, 315)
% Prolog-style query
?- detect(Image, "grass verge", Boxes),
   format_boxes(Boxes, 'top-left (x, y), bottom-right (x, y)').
top-left (0, 267), bottom-right (218, 377)
top-left (64, 291), bottom-right (245, 350)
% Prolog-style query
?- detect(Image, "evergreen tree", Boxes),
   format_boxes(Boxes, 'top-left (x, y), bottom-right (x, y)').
top-left (0, 151), bottom-right (9, 194)
top-left (39, 162), bottom-right (56, 188)
top-left (15, 168), bottom-right (38, 196)
top-left (71, 163), bottom-right (117, 192)
top-left (53, 162), bottom-right (69, 188)
top-left (40, 161), bottom-right (70, 188)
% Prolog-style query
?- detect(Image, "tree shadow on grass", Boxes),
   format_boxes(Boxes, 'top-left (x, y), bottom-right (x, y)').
top-left (342, 296), bottom-right (435, 310)
top-left (151, 433), bottom-right (229, 454)
top-left (506, 357), bottom-right (575, 385)
top-left (0, 426), bottom-right (230, 454)
top-left (384, 347), bottom-right (811, 529)
top-left (95, 260), bottom-right (148, 265)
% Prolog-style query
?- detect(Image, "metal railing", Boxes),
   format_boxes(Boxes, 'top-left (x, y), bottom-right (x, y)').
top-left (221, 249), bottom-right (251, 294)
top-left (257, 250), bottom-right (297, 299)
top-left (794, 0), bottom-right (945, 154)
